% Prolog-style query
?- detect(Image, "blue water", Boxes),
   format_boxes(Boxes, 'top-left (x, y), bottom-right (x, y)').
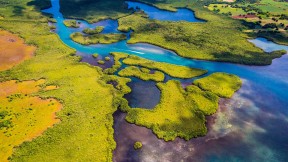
top-left (43, 0), bottom-right (288, 161)
top-left (126, 1), bottom-right (204, 22)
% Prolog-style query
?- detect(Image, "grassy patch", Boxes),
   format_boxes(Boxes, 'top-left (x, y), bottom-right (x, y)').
top-left (194, 72), bottom-right (242, 98)
top-left (118, 66), bottom-right (165, 82)
top-left (63, 20), bottom-right (79, 28)
top-left (105, 56), bottom-right (111, 61)
top-left (70, 32), bottom-right (127, 45)
top-left (207, 0), bottom-right (288, 44)
top-left (134, 141), bottom-right (142, 150)
top-left (122, 55), bottom-right (207, 78)
top-left (186, 85), bottom-right (219, 115)
top-left (83, 26), bottom-right (104, 35)
top-left (0, 80), bottom-right (61, 162)
top-left (92, 53), bottom-right (98, 58)
top-left (97, 60), bottom-right (105, 64)
top-left (0, 30), bottom-right (36, 71)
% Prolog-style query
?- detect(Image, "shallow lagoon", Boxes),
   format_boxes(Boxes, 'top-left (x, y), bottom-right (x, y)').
top-left (126, 1), bottom-right (204, 22)
top-left (43, 0), bottom-right (288, 161)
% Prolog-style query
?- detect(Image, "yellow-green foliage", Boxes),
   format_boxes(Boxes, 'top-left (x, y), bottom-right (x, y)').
top-left (125, 80), bottom-right (207, 141)
top-left (0, 80), bottom-right (61, 162)
top-left (83, 26), bottom-right (104, 35)
top-left (118, 66), bottom-right (165, 82)
top-left (118, 5), bottom-right (285, 65)
top-left (186, 85), bottom-right (219, 115)
top-left (194, 72), bottom-right (242, 98)
top-left (70, 32), bottom-right (127, 45)
top-left (122, 55), bottom-right (207, 78)
top-left (208, 4), bottom-right (246, 16)
top-left (0, 1), bottom-right (128, 161)
top-left (97, 60), bottom-right (105, 64)
top-left (92, 53), bottom-right (98, 58)
top-left (101, 75), bottom-right (132, 94)
top-left (104, 52), bottom-right (129, 74)
top-left (134, 141), bottom-right (142, 150)
top-left (63, 20), bottom-right (79, 28)
top-left (105, 57), bottom-right (111, 61)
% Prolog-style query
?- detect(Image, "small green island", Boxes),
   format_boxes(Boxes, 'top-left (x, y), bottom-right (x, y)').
top-left (134, 141), bottom-right (143, 150)
top-left (63, 20), bottom-right (79, 28)
top-left (92, 53), bottom-right (99, 58)
top-left (70, 32), bottom-right (127, 45)
top-left (194, 72), bottom-right (242, 98)
top-left (83, 26), bottom-right (104, 35)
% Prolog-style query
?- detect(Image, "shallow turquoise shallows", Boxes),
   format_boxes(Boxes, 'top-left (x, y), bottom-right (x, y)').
top-left (43, 0), bottom-right (288, 161)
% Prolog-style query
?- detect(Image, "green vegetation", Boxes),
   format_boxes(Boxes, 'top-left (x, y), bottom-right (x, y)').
top-left (92, 53), bottom-right (98, 58)
top-left (48, 18), bottom-right (56, 23)
top-left (0, 0), bottom-right (251, 160)
top-left (101, 75), bottom-right (132, 94)
top-left (207, 0), bottom-right (288, 45)
top-left (122, 55), bottom-right (207, 78)
top-left (0, 111), bottom-right (12, 129)
top-left (105, 57), bottom-right (111, 61)
top-left (118, 0), bottom-right (286, 65)
top-left (125, 74), bottom-right (240, 141)
top-left (0, 0), bottom-right (131, 161)
top-left (70, 32), bottom-right (127, 45)
top-left (83, 26), bottom-right (104, 35)
top-left (134, 141), bottom-right (143, 150)
top-left (0, 80), bottom-right (62, 161)
top-left (194, 72), bottom-right (242, 98)
top-left (63, 20), bottom-right (79, 28)
top-left (0, 111), bottom-right (8, 119)
top-left (0, 119), bottom-right (12, 129)
top-left (186, 85), bottom-right (219, 115)
top-left (59, 0), bottom-right (132, 23)
top-left (97, 60), bottom-right (105, 64)
top-left (125, 80), bottom-right (208, 141)
top-left (104, 52), bottom-right (129, 74)
top-left (118, 66), bottom-right (165, 82)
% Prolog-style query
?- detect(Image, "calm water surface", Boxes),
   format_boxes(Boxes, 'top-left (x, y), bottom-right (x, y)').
top-left (126, 1), bottom-right (204, 22)
top-left (43, 1), bottom-right (288, 161)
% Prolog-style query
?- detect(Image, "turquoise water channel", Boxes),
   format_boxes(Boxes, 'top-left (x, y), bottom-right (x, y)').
top-left (43, 0), bottom-right (288, 161)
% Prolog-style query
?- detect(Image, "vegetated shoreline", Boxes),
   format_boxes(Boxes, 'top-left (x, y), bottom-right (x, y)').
top-left (121, 72), bottom-right (242, 141)
top-left (57, 1), bottom-right (286, 65)
top-left (251, 34), bottom-right (288, 46)
top-left (118, 66), bottom-right (165, 82)
top-left (125, 40), bottom-right (286, 66)
top-left (129, 0), bottom-right (209, 22)
top-left (0, 11), bottom-right (122, 161)
top-left (70, 32), bottom-right (127, 45)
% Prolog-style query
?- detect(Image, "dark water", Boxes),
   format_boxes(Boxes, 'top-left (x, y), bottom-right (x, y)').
top-left (43, 1), bottom-right (288, 161)
top-left (124, 78), bottom-right (160, 109)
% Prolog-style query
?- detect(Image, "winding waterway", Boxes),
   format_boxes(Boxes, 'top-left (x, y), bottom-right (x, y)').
top-left (43, 0), bottom-right (288, 161)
